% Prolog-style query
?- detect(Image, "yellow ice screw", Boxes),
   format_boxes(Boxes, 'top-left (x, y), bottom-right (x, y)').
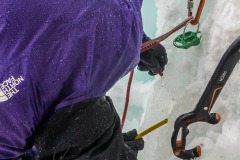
top-left (135, 118), bottom-right (168, 140)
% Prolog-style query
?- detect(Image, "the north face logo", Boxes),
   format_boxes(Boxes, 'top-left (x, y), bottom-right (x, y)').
top-left (0, 76), bottom-right (24, 102)
top-left (0, 89), bottom-right (8, 102)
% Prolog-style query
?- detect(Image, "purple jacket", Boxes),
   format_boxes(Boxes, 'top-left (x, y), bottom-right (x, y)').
top-left (0, 0), bottom-right (143, 158)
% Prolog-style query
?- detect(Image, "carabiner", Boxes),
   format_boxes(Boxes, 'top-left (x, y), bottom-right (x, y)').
top-left (188, 0), bottom-right (206, 25)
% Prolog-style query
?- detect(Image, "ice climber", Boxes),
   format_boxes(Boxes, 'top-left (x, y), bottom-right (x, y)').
top-left (0, 0), bottom-right (167, 159)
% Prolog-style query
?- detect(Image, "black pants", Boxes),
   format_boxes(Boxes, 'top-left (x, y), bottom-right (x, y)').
top-left (33, 96), bottom-right (137, 160)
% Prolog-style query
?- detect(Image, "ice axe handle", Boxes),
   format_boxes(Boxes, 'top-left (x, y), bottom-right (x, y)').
top-left (171, 112), bottom-right (220, 159)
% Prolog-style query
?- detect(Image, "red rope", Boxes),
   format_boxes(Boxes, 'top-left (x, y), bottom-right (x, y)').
top-left (121, 70), bottom-right (134, 129)
top-left (120, 17), bottom-right (193, 128)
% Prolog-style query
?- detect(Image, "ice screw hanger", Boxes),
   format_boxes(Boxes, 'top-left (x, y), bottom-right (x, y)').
top-left (173, 0), bottom-right (205, 49)
top-left (173, 21), bottom-right (202, 49)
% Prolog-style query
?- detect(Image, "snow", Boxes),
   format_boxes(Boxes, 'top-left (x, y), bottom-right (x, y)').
top-left (108, 0), bottom-right (240, 159)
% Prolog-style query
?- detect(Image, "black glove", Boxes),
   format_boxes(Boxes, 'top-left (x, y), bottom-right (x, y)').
top-left (123, 129), bottom-right (144, 156)
top-left (21, 148), bottom-right (36, 160)
top-left (138, 33), bottom-right (168, 76)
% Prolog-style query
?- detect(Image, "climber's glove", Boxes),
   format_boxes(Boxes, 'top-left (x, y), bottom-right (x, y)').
top-left (138, 33), bottom-right (168, 76)
top-left (123, 129), bottom-right (144, 156)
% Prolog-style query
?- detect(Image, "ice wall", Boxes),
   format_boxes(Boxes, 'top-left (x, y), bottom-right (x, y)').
top-left (138, 0), bottom-right (240, 160)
